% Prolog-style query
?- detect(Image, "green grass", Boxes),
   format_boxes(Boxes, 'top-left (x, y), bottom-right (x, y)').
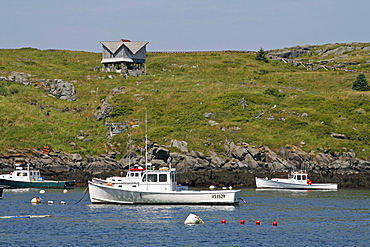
top-left (1, 44), bottom-right (370, 159)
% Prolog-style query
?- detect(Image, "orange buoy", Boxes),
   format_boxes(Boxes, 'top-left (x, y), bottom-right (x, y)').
top-left (106, 183), bottom-right (113, 186)
top-left (240, 220), bottom-right (245, 224)
top-left (256, 220), bottom-right (261, 225)
top-left (272, 221), bottom-right (278, 226)
top-left (221, 219), bottom-right (226, 224)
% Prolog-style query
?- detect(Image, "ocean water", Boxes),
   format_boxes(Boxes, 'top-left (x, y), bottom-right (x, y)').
top-left (0, 187), bottom-right (369, 247)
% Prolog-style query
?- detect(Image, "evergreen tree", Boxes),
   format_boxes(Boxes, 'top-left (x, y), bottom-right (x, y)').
top-left (352, 74), bottom-right (369, 91)
top-left (255, 48), bottom-right (268, 63)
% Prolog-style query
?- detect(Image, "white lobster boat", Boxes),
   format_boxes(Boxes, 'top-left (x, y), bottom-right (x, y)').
top-left (88, 164), bottom-right (242, 205)
top-left (255, 171), bottom-right (338, 190)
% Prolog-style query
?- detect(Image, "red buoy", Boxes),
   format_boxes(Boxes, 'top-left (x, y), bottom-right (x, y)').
top-left (221, 219), bottom-right (226, 224)
top-left (255, 220), bottom-right (261, 225)
top-left (272, 221), bottom-right (278, 226)
top-left (240, 220), bottom-right (245, 224)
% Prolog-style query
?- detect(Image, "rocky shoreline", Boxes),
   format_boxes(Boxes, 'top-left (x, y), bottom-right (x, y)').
top-left (1, 140), bottom-right (369, 188)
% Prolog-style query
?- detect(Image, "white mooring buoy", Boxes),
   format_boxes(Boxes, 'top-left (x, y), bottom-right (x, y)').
top-left (184, 213), bottom-right (204, 225)
top-left (31, 197), bottom-right (42, 204)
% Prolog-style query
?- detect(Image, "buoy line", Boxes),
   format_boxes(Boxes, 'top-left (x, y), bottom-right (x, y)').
top-left (74, 187), bottom-right (89, 204)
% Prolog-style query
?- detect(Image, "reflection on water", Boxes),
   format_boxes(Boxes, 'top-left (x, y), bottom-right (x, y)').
top-left (3, 188), bottom-right (34, 193)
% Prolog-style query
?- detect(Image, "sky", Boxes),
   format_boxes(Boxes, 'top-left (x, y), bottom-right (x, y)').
top-left (1, 0), bottom-right (369, 53)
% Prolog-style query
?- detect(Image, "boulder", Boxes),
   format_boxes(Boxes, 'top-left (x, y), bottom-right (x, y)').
top-left (277, 145), bottom-right (311, 168)
top-left (152, 147), bottom-right (170, 162)
top-left (93, 101), bottom-right (114, 120)
top-left (9, 72), bottom-right (30, 86)
top-left (170, 140), bottom-right (188, 153)
top-left (48, 79), bottom-right (76, 101)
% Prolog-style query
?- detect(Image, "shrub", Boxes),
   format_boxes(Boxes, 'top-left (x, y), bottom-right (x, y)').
top-left (0, 82), bottom-right (21, 96)
top-left (352, 74), bottom-right (369, 91)
top-left (110, 102), bottom-right (133, 117)
top-left (255, 48), bottom-right (269, 63)
top-left (264, 88), bottom-right (285, 97)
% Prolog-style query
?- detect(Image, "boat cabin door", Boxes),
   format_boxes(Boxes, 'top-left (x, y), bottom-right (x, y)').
top-left (170, 171), bottom-right (177, 191)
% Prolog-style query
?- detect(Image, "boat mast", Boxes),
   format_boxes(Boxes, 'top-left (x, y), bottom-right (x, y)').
top-left (145, 110), bottom-right (148, 190)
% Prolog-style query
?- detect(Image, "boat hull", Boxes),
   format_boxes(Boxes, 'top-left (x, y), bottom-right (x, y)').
top-left (88, 181), bottom-right (241, 205)
top-left (255, 177), bottom-right (337, 190)
top-left (0, 178), bottom-right (75, 189)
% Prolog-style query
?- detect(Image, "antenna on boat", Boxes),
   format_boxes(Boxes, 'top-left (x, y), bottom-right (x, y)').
top-left (127, 134), bottom-right (132, 180)
top-left (145, 109), bottom-right (149, 190)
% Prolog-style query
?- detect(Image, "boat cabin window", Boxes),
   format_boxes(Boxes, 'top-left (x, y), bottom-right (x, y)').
top-left (129, 172), bottom-right (140, 177)
top-left (142, 174), bottom-right (158, 182)
top-left (296, 175), bottom-right (302, 180)
top-left (159, 174), bottom-right (167, 182)
top-left (302, 175), bottom-right (307, 180)
top-left (16, 172), bottom-right (28, 177)
top-left (148, 174), bottom-right (157, 182)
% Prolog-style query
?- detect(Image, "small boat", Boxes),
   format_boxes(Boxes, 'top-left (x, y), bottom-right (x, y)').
top-left (89, 164), bottom-right (242, 205)
top-left (255, 171), bottom-right (338, 190)
top-left (0, 163), bottom-right (75, 189)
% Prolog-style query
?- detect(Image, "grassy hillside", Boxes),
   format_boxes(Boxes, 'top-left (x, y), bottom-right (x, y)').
top-left (1, 43), bottom-right (370, 159)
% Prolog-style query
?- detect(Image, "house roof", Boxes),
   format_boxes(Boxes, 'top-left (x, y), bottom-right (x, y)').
top-left (100, 41), bottom-right (149, 55)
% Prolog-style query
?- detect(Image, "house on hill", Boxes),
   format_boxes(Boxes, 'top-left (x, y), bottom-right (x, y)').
top-left (100, 39), bottom-right (149, 76)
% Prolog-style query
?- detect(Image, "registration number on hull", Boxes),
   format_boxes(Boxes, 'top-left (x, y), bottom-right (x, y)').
top-left (212, 194), bottom-right (225, 199)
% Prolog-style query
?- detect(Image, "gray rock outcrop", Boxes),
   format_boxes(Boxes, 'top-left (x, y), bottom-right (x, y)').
top-left (0, 72), bottom-right (77, 101)
top-left (1, 140), bottom-right (370, 188)
top-left (47, 79), bottom-right (76, 101)
top-left (7, 72), bottom-right (31, 85)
